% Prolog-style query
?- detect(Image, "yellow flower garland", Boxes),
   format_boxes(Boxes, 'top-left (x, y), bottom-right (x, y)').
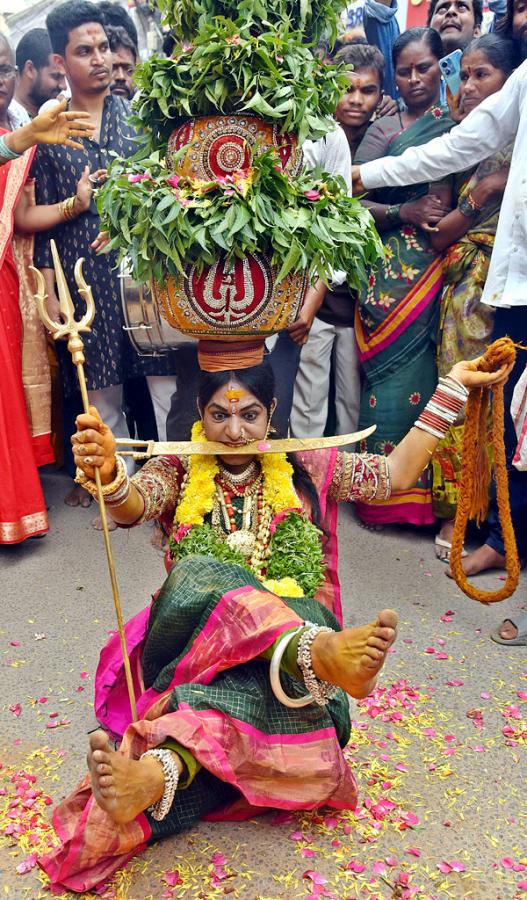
top-left (175, 421), bottom-right (300, 527)
top-left (174, 421), bottom-right (219, 525)
top-left (173, 422), bottom-right (309, 597)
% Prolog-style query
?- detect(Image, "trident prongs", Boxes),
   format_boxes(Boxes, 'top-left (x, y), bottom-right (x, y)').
top-left (30, 239), bottom-right (95, 342)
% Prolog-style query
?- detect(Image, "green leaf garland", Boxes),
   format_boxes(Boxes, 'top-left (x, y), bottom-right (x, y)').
top-left (169, 512), bottom-right (326, 597)
top-left (96, 148), bottom-right (384, 288)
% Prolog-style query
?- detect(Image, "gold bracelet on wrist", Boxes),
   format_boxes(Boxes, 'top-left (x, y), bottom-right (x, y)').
top-left (75, 454), bottom-right (129, 504)
top-left (59, 195), bottom-right (79, 221)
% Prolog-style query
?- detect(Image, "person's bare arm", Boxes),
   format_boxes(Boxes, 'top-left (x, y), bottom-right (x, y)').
top-left (14, 166), bottom-right (92, 235)
top-left (287, 279), bottom-right (327, 345)
top-left (430, 167), bottom-right (509, 252)
top-left (363, 191), bottom-right (452, 233)
top-left (387, 359), bottom-right (512, 491)
top-left (72, 410), bottom-right (145, 525)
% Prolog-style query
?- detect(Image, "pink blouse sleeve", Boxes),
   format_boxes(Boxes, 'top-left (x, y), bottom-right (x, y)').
top-left (129, 457), bottom-right (184, 525)
top-left (328, 451), bottom-right (392, 503)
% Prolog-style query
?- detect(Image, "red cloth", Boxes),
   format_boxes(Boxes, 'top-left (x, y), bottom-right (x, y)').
top-left (0, 147), bottom-right (48, 543)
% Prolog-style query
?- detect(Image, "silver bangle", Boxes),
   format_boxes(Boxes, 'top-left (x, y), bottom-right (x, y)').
top-left (442, 374), bottom-right (469, 398)
top-left (141, 748), bottom-right (180, 821)
top-left (297, 624), bottom-right (339, 707)
top-left (269, 627), bottom-right (313, 708)
top-left (0, 133), bottom-right (22, 160)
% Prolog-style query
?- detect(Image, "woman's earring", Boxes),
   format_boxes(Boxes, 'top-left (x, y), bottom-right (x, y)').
top-left (265, 412), bottom-right (277, 440)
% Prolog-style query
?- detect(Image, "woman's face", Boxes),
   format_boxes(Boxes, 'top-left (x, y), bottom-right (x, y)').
top-left (201, 379), bottom-right (272, 468)
top-left (459, 49), bottom-right (508, 115)
top-left (0, 44), bottom-right (16, 120)
top-left (395, 38), bottom-right (441, 112)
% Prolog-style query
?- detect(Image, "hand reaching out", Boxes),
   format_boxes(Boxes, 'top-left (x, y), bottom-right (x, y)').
top-left (29, 97), bottom-right (95, 150)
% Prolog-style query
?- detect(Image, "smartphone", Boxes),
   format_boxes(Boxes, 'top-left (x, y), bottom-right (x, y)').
top-left (439, 48), bottom-right (463, 97)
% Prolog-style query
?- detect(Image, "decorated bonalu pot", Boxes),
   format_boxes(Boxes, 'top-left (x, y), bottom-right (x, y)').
top-left (152, 252), bottom-right (308, 370)
top-left (151, 114), bottom-right (308, 370)
top-left (166, 114), bottom-right (303, 179)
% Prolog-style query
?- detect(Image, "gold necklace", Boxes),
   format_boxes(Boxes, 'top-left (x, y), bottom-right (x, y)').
top-left (218, 460), bottom-right (260, 494)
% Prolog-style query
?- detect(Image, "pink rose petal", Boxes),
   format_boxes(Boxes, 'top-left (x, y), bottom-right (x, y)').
top-left (303, 869), bottom-right (327, 885)
top-left (346, 860), bottom-right (366, 873)
top-left (450, 860), bottom-right (466, 872)
top-left (437, 861), bottom-right (452, 874)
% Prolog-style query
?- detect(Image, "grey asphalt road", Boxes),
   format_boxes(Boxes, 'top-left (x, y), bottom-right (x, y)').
top-left (1, 466), bottom-right (526, 899)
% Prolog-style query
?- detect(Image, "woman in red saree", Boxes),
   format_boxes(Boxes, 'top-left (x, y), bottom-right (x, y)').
top-left (0, 37), bottom-right (95, 542)
top-left (0, 105), bottom-right (49, 541)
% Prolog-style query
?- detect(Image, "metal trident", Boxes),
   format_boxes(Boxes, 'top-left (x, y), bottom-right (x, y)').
top-left (31, 240), bottom-right (138, 722)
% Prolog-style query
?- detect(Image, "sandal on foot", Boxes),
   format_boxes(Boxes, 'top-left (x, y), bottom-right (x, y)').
top-left (490, 613), bottom-right (527, 646)
top-left (435, 535), bottom-right (468, 563)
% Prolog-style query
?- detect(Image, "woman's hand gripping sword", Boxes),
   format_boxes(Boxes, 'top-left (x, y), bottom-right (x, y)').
top-left (31, 239), bottom-right (138, 722)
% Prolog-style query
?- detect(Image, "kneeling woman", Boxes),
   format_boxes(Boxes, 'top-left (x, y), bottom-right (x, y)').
top-left (39, 359), bottom-right (510, 893)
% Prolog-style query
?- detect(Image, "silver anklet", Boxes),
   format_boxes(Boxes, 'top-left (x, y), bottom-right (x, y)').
top-left (297, 624), bottom-right (339, 707)
top-left (141, 748), bottom-right (180, 821)
top-left (269, 627), bottom-right (313, 708)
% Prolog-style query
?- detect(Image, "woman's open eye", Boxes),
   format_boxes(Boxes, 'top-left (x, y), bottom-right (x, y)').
top-left (242, 411), bottom-right (258, 422)
top-left (211, 412), bottom-right (228, 422)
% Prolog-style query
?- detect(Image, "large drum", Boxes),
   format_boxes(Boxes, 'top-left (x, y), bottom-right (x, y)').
top-left (119, 259), bottom-right (195, 356)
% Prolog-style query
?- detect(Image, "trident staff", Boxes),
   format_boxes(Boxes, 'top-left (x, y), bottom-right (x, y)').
top-left (31, 239), bottom-right (138, 722)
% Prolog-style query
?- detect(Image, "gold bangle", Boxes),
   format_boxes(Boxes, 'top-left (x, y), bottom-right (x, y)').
top-left (75, 454), bottom-right (128, 501)
top-left (60, 195), bottom-right (78, 221)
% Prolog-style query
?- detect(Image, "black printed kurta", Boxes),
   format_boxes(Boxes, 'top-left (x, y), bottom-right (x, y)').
top-left (32, 93), bottom-right (172, 396)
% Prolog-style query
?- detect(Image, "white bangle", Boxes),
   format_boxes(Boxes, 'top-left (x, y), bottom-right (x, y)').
top-left (269, 628), bottom-right (313, 708)
top-left (141, 748), bottom-right (180, 821)
top-left (0, 133), bottom-right (22, 160)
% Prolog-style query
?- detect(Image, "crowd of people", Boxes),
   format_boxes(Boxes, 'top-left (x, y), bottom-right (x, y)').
top-left (1, 0), bottom-right (525, 593)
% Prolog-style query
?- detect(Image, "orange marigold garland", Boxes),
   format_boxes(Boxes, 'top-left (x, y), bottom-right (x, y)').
top-left (450, 337), bottom-right (521, 603)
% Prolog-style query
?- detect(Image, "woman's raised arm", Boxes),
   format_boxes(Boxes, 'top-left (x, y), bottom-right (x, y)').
top-left (387, 358), bottom-right (513, 492)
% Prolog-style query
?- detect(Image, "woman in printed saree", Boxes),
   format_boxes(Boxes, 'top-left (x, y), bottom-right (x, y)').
top-left (37, 357), bottom-right (512, 894)
top-left (425, 35), bottom-right (517, 560)
top-left (353, 27), bottom-right (454, 527)
top-left (0, 39), bottom-right (93, 542)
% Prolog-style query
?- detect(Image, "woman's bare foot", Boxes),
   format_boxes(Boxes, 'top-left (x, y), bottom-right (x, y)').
top-left (64, 484), bottom-right (92, 508)
top-left (446, 543), bottom-right (505, 579)
top-left (87, 730), bottom-right (183, 823)
top-left (310, 610), bottom-right (398, 700)
top-left (497, 620), bottom-right (519, 640)
top-left (91, 513), bottom-right (118, 532)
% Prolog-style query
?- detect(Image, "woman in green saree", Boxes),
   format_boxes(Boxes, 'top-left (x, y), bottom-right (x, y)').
top-left (426, 34), bottom-right (517, 560)
top-left (354, 27), bottom-right (454, 527)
